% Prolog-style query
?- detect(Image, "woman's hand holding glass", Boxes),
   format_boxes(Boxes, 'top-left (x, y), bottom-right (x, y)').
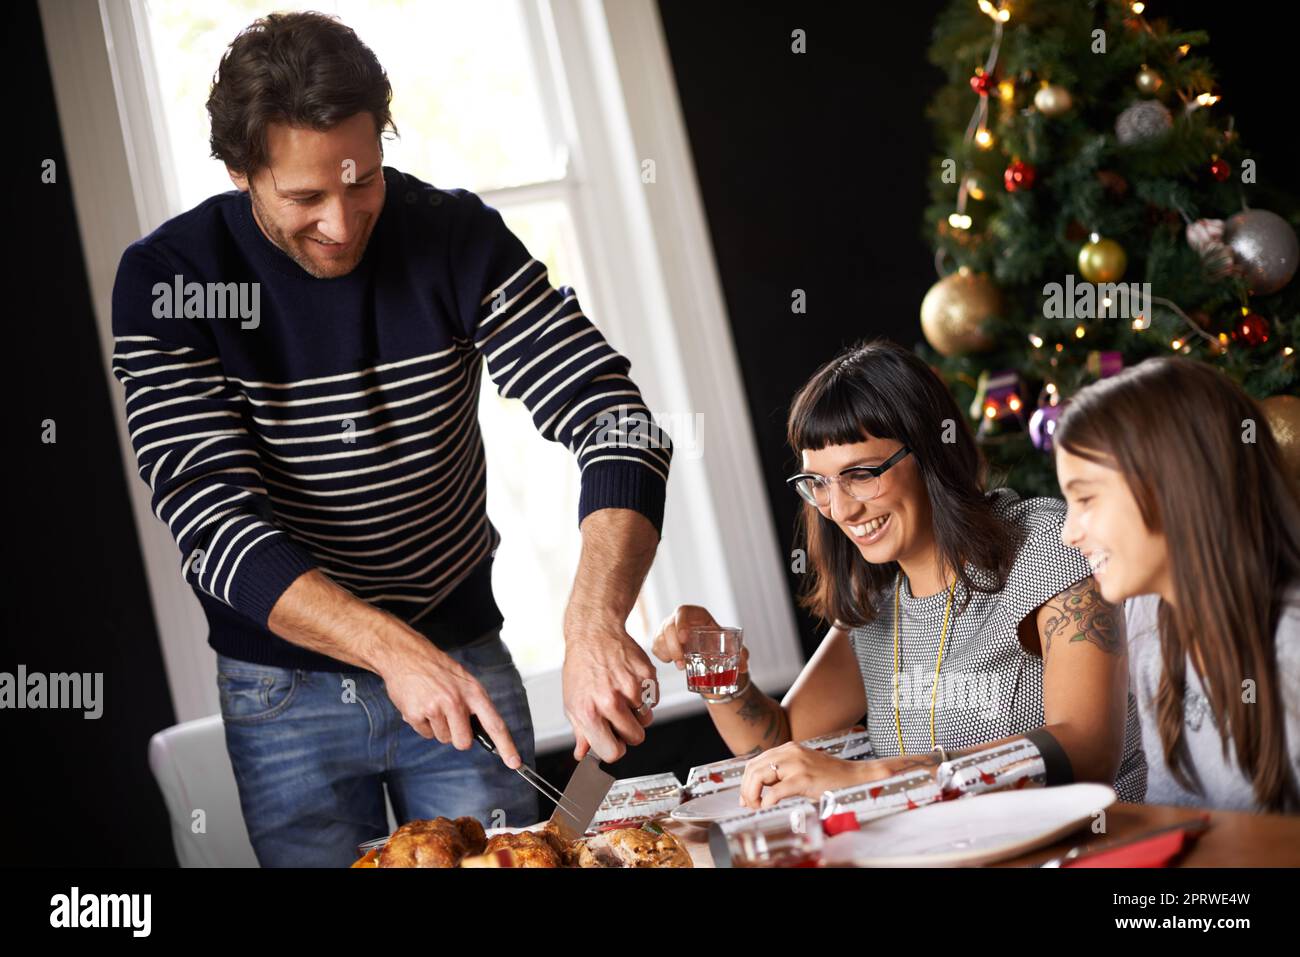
top-left (651, 605), bottom-right (749, 700)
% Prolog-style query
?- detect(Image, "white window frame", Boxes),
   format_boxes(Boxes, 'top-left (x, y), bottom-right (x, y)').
top-left (39, 0), bottom-right (804, 752)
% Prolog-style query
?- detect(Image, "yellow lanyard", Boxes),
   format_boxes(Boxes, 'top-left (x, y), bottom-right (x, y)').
top-left (892, 571), bottom-right (957, 755)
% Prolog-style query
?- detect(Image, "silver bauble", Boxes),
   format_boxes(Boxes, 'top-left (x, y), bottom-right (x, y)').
top-left (1223, 209), bottom-right (1299, 295)
top-left (1115, 99), bottom-right (1173, 146)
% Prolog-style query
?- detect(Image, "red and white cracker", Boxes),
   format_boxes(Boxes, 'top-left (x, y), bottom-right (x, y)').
top-left (819, 739), bottom-right (1046, 824)
top-left (799, 726), bottom-right (875, 760)
top-left (590, 772), bottom-right (684, 829)
top-left (686, 727), bottom-right (876, 797)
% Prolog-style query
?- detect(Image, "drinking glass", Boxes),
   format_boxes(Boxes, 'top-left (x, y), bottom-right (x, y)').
top-left (684, 626), bottom-right (744, 696)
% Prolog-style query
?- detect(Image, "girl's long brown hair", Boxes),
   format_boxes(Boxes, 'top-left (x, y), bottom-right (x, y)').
top-left (787, 339), bottom-right (1020, 629)
top-left (1056, 357), bottom-right (1300, 812)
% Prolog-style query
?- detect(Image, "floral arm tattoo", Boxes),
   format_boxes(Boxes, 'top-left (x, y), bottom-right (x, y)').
top-left (1041, 579), bottom-right (1121, 658)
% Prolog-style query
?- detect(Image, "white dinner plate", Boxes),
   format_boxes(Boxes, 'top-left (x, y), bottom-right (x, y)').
top-left (820, 783), bottom-right (1117, 867)
top-left (670, 787), bottom-right (786, 826)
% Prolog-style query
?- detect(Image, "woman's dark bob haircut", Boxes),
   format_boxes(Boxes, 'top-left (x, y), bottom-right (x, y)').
top-left (787, 339), bottom-right (1019, 628)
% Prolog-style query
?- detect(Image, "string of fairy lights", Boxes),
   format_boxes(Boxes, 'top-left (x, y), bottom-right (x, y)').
top-left (940, 0), bottom-right (1296, 370)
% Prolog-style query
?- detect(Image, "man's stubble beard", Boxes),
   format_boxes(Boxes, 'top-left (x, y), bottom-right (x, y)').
top-left (247, 183), bottom-right (378, 279)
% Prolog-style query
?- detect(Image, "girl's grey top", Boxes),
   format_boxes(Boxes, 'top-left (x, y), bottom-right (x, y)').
top-left (1125, 582), bottom-right (1300, 812)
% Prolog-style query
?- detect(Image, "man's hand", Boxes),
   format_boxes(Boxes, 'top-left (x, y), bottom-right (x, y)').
top-left (374, 634), bottom-right (522, 768)
top-left (563, 619), bottom-right (659, 762)
top-left (267, 568), bottom-right (521, 767)
top-left (562, 508), bottom-right (662, 762)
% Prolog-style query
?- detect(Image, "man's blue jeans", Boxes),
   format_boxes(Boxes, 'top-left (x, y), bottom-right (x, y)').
top-left (216, 629), bottom-right (537, 867)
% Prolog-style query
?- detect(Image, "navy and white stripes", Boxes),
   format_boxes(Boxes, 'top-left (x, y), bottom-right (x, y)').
top-left (475, 258), bottom-right (671, 484)
top-left (110, 169), bottom-right (670, 666)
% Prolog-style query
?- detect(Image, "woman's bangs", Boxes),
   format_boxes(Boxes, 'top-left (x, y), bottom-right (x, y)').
top-left (790, 375), bottom-right (897, 453)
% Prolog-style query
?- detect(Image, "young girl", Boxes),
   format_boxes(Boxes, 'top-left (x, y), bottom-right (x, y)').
top-left (653, 339), bottom-right (1146, 807)
top-left (1055, 357), bottom-right (1300, 812)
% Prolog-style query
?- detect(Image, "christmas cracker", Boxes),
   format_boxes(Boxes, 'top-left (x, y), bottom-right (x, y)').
top-left (685, 727), bottom-right (875, 797)
top-left (589, 772), bottom-right (684, 830)
top-left (819, 737), bottom-right (1047, 824)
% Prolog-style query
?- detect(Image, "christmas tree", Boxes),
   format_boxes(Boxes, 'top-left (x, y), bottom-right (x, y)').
top-left (920, 0), bottom-right (1299, 498)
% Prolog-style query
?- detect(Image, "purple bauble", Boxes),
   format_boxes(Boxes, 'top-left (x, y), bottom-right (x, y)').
top-left (1029, 404), bottom-right (1064, 453)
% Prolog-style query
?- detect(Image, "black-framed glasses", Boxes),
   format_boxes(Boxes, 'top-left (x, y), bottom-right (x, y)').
top-left (786, 446), bottom-right (912, 507)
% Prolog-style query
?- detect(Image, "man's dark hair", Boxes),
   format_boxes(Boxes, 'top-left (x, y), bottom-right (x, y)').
top-left (206, 11), bottom-right (396, 175)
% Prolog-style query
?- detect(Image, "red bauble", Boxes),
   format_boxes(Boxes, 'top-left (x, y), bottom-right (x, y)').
top-left (1004, 159), bottom-right (1036, 192)
top-left (1230, 311), bottom-right (1270, 346)
top-left (1209, 157), bottom-right (1231, 182)
top-left (970, 70), bottom-right (994, 96)
top-left (1096, 170), bottom-right (1129, 196)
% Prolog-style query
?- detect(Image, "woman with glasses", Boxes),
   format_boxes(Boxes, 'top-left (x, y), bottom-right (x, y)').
top-left (652, 339), bottom-right (1145, 807)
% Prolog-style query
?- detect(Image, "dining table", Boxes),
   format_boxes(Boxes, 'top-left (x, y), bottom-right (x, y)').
top-left (657, 801), bottom-right (1300, 867)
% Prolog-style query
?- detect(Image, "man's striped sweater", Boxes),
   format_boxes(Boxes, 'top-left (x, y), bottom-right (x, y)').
top-left (110, 167), bottom-right (671, 671)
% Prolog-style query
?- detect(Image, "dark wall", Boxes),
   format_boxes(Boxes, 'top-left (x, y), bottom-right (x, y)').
top-left (4, 1), bottom-right (178, 866)
top-left (655, 0), bottom-right (1295, 660)
top-left (657, 0), bottom-right (948, 659)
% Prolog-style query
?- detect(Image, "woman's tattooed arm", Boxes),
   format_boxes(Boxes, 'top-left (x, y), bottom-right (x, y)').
top-left (729, 681), bottom-right (790, 752)
top-left (1040, 578), bottom-right (1121, 658)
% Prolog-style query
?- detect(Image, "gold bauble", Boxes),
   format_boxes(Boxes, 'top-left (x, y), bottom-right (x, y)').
top-left (920, 268), bottom-right (1000, 357)
top-left (1261, 394), bottom-right (1300, 486)
top-left (1136, 65), bottom-right (1164, 95)
top-left (1078, 237), bottom-right (1127, 283)
top-left (1033, 83), bottom-right (1073, 118)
